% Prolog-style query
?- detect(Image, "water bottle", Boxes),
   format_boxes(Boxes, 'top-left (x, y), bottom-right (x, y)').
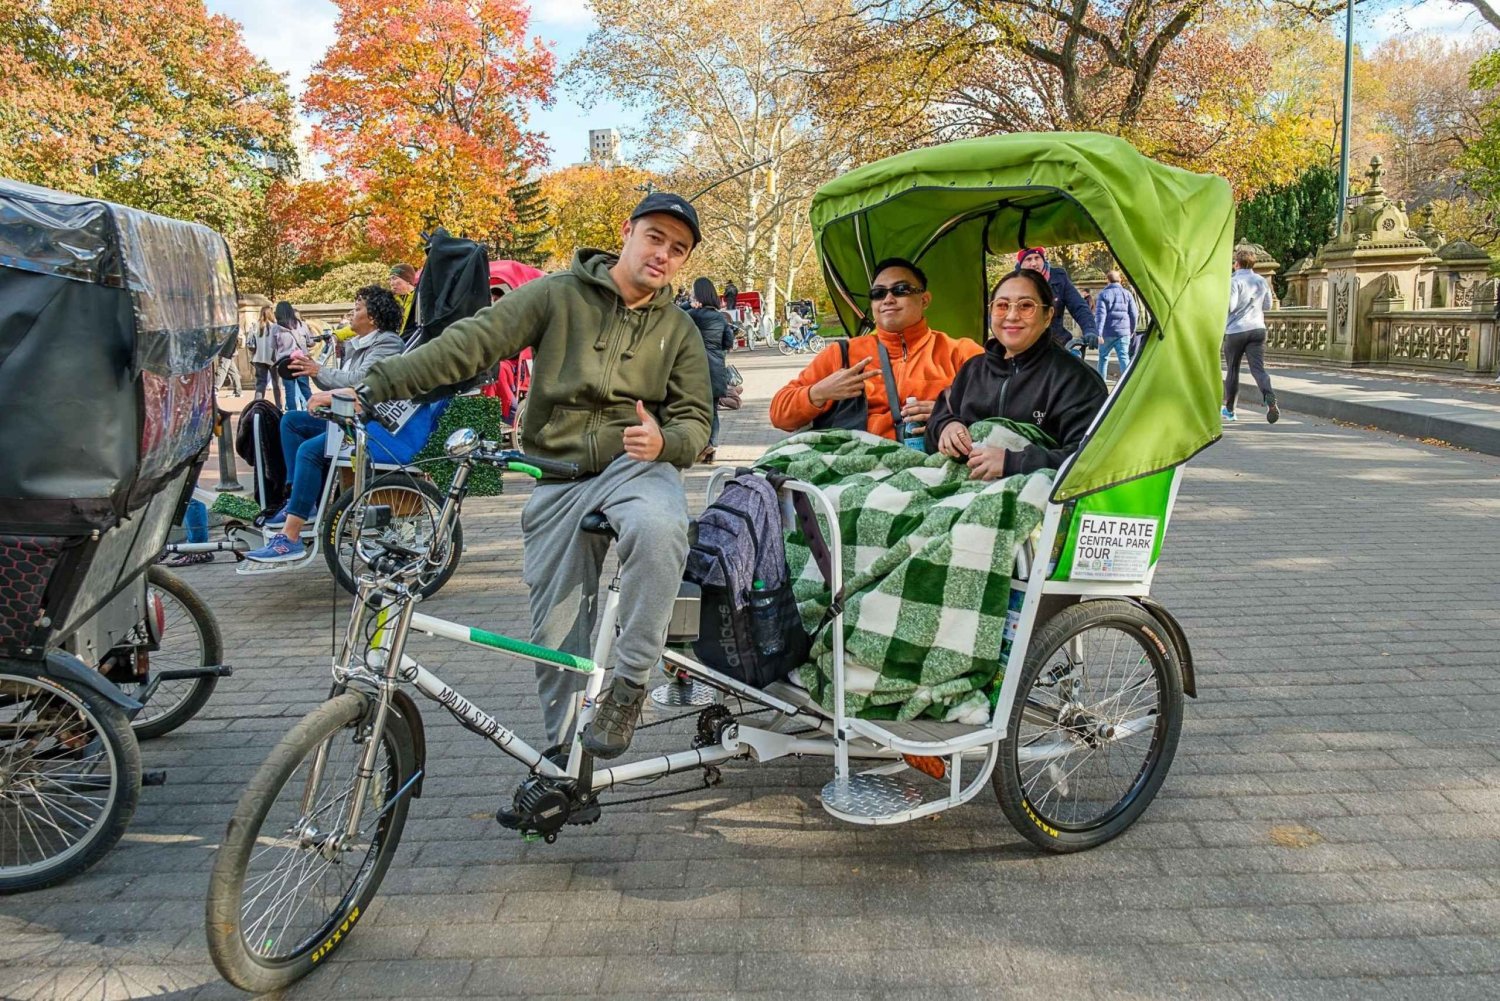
top-left (901, 396), bottom-right (925, 451)
top-left (749, 579), bottom-right (786, 657)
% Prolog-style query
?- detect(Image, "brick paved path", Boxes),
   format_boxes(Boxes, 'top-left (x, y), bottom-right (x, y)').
top-left (4, 350), bottom-right (1500, 1000)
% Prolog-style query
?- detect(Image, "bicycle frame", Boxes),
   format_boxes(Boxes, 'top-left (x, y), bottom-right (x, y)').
top-left (315, 460), bottom-right (1185, 834)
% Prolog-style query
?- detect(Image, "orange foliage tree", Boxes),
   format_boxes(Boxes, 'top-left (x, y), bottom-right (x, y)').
top-left (0, 0), bottom-right (295, 231)
top-left (302, 0), bottom-right (556, 260)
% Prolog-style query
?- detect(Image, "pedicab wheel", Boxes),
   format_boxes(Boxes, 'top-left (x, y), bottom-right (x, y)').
top-left (509, 395), bottom-right (526, 452)
top-left (323, 473), bottom-right (463, 599)
top-left (124, 566), bottom-right (223, 740)
top-left (206, 692), bottom-right (416, 993)
top-left (994, 599), bottom-right (1183, 853)
top-left (0, 667), bottom-right (140, 893)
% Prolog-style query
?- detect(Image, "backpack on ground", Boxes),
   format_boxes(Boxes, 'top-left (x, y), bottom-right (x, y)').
top-left (684, 470), bottom-right (814, 688)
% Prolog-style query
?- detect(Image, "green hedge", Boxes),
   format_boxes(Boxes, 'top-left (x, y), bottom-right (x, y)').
top-left (414, 395), bottom-right (509, 497)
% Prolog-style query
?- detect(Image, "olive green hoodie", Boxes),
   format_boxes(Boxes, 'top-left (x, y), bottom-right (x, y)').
top-left (362, 249), bottom-right (712, 477)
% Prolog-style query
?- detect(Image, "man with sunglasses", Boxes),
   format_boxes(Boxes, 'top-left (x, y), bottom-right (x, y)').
top-left (770, 258), bottom-right (983, 441)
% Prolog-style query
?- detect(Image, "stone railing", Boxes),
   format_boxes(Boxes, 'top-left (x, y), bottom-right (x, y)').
top-left (1373, 309), bottom-right (1497, 374)
top-left (1264, 308), bottom-right (1331, 359)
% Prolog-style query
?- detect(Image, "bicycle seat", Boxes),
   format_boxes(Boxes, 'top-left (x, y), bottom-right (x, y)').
top-left (579, 511), bottom-right (616, 538)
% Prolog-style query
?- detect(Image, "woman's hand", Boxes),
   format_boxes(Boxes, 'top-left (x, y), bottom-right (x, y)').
top-left (966, 446), bottom-right (1008, 481)
top-left (937, 422), bottom-right (972, 458)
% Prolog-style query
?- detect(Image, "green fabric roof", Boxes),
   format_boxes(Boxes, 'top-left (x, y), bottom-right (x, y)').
top-left (810, 132), bottom-right (1232, 501)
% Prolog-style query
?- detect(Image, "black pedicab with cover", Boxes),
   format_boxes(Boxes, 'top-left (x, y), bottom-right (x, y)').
top-left (0, 177), bottom-right (235, 891)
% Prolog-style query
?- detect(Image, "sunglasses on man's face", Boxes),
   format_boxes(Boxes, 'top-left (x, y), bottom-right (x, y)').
top-left (869, 282), bottom-right (925, 302)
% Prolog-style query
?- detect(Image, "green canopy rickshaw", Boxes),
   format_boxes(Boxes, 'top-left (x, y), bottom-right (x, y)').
top-left (800, 132), bottom-right (1229, 847)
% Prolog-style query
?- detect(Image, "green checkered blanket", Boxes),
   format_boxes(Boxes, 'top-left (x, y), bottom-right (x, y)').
top-left (755, 421), bottom-right (1054, 723)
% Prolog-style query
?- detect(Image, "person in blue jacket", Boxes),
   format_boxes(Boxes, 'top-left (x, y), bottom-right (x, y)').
top-left (1018, 247), bottom-right (1097, 359)
top-left (1092, 269), bottom-right (1138, 378)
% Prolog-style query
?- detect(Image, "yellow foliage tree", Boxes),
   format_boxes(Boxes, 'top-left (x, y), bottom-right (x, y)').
top-left (536, 164), bottom-right (658, 270)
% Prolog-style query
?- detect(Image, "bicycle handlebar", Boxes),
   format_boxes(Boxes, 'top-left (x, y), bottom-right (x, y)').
top-left (509, 454), bottom-right (579, 480)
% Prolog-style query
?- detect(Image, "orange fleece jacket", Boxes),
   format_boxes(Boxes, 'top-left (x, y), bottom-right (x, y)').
top-left (769, 321), bottom-right (984, 440)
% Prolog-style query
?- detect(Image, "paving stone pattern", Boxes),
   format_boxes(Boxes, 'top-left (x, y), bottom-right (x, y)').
top-left (3, 351), bottom-right (1499, 1000)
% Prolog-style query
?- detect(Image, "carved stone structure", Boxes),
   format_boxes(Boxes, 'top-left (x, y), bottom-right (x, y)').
top-left (1263, 157), bottom-right (1498, 375)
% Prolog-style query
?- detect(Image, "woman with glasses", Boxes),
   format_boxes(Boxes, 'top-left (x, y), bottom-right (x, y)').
top-left (925, 268), bottom-right (1106, 481)
top-left (769, 257), bottom-right (982, 441)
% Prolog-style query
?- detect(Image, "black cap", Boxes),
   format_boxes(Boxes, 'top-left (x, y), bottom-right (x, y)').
top-left (629, 192), bottom-right (701, 246)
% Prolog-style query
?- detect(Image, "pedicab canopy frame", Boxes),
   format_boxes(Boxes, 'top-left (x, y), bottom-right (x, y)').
top-left (809, 132), bottom-right (1232, 502)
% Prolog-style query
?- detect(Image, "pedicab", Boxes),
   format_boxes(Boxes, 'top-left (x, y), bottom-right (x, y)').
top-left (204, 132), bottom-right (1227, 991)
top-left (159, 231), bottom-right (503, 597)
top-left (0, 177), bottom-right (236, 891)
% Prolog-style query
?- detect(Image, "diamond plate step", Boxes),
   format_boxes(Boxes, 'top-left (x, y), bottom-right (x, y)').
top-left (820, 773), bottom-right (925, 823)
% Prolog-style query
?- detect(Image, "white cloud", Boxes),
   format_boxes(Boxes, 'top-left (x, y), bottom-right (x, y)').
top-left (1367, 0), bottom-right (1496, 42)
top-left (529, 0), bottom-right (598, 30)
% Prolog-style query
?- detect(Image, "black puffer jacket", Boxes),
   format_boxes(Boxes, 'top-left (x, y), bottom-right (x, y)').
top-left (687, 306), bottom-right (734, 399)
top-left (926, 335), bottom-right (1107, 476)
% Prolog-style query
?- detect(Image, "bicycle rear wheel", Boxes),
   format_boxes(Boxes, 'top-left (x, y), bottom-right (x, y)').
top-left (123, 566), bottom-right (223, 739)
top-left (0, 667), bottom-right (140, 893)
top-left (994, 600), bottom-right (1183, 852)
top-left (206, 692), bottom-right (416, 993)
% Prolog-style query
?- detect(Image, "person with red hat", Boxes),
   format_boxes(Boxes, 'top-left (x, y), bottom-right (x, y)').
top-left (1017, 247), bottom-right (1098, 359)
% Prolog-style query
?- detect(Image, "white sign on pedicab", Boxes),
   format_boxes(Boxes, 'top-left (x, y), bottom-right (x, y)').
top-left (1070, 514), bottom-right (1158, 581)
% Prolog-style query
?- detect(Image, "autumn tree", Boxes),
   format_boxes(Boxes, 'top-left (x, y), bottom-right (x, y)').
top-left (0, 0), bottom-right (295, 232)
top-left (302, 0), bottom-right (555, 259)
top-left (537, 164), bottom-right (657, 270)
top-left (571, 0), bottom-right (915, 321)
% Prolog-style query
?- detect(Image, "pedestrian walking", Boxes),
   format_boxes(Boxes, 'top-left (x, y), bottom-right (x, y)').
top-left (1093, 269), bottom-right (1137, 379)
top-left (273, 301), bottom-right (312, 410)
top-left (723, 279), bottom-right (738, 312)
top-left (687, 276), bottom-right (734, 463)
top-left (1223, 248), bottom-right (1279, 423)
top-left (250, 305), bottom-right (283, 408)
top-left (216, 328), bottom-right (243, 396)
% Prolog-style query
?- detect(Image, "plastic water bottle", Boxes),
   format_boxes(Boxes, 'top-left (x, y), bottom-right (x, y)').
top-left (749, 579), bottom-right (785, 657)
top-left (901, 396), bottom-right (926, 451)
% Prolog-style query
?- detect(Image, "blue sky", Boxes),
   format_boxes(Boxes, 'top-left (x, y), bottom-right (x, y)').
top-left (203, 0), bottom-right (627, 170)
top-left (205, 0), bottom-right (1487, 172)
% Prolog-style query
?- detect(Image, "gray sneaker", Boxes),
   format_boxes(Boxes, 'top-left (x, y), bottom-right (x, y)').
top-left (580, 678), bottom-right (647, 759)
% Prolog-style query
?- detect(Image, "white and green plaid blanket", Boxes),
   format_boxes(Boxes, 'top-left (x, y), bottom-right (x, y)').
top-left (755, 421), bottom-right (1054, 723)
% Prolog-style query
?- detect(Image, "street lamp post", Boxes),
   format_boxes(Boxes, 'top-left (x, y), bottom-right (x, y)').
top-left (1335, 0), bottom-right (1356, 234)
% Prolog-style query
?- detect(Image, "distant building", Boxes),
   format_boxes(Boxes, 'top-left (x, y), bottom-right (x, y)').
top-left (588, 128), bottom-right (621, 167)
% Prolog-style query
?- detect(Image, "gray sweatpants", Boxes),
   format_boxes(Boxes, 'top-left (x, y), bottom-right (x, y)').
top-left (521, 454), bottom-right (690, 745)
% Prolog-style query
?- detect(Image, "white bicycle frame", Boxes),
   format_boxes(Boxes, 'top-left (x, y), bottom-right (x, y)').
top-left (333, 463), bottom-right (1181, 829)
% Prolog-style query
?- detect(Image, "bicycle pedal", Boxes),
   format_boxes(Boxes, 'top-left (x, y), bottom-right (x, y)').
top-left (141, 770), bottom-right (168, 787)
top-left (568, 801), bottom-right (601, 826)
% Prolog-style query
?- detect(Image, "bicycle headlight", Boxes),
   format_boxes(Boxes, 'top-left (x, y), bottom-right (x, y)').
top-left (444, 428), bottom-right (480, 457)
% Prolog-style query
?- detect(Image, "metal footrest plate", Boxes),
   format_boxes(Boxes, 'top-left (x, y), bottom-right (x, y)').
top-left (650, 680), bottom-right (716, 708)
top-left (820, 773), bottom-right (924, 822)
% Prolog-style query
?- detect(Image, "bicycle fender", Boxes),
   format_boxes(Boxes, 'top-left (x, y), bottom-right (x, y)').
top-left (1128, 597), bottom-right (1197, 699)
top-left (391, 690), bottom-right (427, 798)
top-left (41, 650), bottom-right (144, 712)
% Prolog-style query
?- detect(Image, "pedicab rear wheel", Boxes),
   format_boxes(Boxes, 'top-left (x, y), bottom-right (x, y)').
top-left (0, 666), bottom-right (140, 893)
top-left (994, 599), bottom-right (1183, 853)
top-left (122, 566), bottom-right (222, 740)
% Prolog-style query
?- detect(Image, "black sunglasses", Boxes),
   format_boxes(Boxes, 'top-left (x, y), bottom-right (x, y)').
top-left (869, 282), bottom-right (925, 301)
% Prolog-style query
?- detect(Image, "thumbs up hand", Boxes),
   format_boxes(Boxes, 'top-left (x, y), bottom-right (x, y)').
top-left (623, 400), bottom-right (665, 461)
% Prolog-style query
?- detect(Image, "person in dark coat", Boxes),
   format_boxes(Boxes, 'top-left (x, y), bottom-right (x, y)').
top-left (723, 279), bottom-right (738, 312)
top-left (927, 268), bottom-right (1106, 478)
top-left (1018, 247), bottom-right (1097, 358)
top-left (687, 276), bottom-right (734, 461)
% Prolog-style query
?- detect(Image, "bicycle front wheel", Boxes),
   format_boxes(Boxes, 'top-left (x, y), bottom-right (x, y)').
top-left (206, 692), bottom-right (416, 993)
top-left (994, 599), bottom-right (1183, 853)
top-left (125, 566), bottom-right (223, 739)
top-left (0, 667), bottom-right (140, 893)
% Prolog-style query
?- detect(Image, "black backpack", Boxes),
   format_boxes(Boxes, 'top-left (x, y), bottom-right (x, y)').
top-left (684, 470), bottom-right (813, 688)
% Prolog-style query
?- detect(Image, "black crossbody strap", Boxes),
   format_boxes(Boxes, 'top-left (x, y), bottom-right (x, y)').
top-left (876, 342), bottom-right (901, 429)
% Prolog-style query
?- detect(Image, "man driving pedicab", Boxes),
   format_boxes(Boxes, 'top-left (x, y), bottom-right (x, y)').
top-left (350, 193), bottom-right (712, 763)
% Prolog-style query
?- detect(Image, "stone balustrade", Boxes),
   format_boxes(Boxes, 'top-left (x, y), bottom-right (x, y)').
top-left (1375, 308), bottom-right (1497, 374)
top-left (1264, 308), bottom-right (1330, 359)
